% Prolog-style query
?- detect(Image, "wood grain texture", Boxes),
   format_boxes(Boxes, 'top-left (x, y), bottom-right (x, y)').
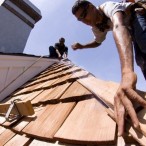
top-left (0, 116), bottom-right (6, 124)
top-left (78, 74), bottom-right (146, 145)
top-left (22, 102), bottom-right (76, 140)
top-left (12, 107), bottom-right (44, 132)
top-left (0, 125), bottom-right (6, 135)
top-left (40, 82), bottom-right (71, 103)
top-left (77, 75), bottom-right (115, 108)
top-left (55, 98), bottom-right (116, 145)
top-left (0, 129), bottom-right (15, 145)
top-left (4, 134), bottom-right (30, 146)
top-left (60, 81), bottom-right (92, 102)
top-left (29, 139), bottom-right (58, 146)
top-left (31, 87), bottom-right (55, 104)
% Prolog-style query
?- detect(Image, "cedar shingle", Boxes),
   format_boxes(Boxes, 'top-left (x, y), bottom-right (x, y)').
top-left (4, 134), bottom-right (30, 146)
top-left (22, 102), bottom-right (76, 140)
top-left (54, 98), bottom-right (116, 145)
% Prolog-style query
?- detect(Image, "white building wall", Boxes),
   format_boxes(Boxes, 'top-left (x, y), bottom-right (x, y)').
top-left (0, 55), bottom-right (58, 101)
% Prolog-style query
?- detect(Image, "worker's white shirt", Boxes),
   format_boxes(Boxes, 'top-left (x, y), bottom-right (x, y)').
top-left (92, 1), bottom-right (132, 43)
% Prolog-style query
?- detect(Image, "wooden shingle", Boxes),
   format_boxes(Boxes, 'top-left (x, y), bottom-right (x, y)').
top-left (22, 102), bottom-right (76, 140)
top-left (55, 98), bottom-right (116, 145)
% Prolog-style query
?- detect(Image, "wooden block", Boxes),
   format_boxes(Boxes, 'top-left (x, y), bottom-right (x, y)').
top-left (0, 100), bottom-right (34, 116)
top-left (22, 102), bottom-right (76, 140)
top-left (54, 98), bottom-right (116, 145)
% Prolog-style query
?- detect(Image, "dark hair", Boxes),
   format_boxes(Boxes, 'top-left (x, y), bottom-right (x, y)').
top-left (59, 37), bottom-right (65, 42)
top-left (72, 0), bottom-right (91, 15)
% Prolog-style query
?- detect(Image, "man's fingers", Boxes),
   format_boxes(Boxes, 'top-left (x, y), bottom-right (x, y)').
top-left (114, 87), bottom-right (144, 136)
top-left (125, 88), bottom-right (146, 107)
top-left (114, 95), bottom-right (125, 136)
top-left (117, 108), bottom-right (125, 136)
top-left (121, 95), bottom-right (139, 128)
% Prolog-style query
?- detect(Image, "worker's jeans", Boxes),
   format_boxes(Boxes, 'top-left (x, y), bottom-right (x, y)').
top-left (49, 46), bottom-right (58, 58)
top-left (132, 13), bottom-right (146, 79)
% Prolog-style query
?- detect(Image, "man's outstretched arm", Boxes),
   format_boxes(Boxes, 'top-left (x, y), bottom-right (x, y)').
top-left (71, 40), bottom-right (101, 50)
top-left (112, 11), bottom-right (146, 136)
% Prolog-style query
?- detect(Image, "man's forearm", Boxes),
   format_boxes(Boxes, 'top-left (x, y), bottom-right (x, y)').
top-left (55, 49), bottom-right (61, 57)
top-left (72, 40), bottom-right (101, 50)
top-left (112, 12), bottom-right (134, 76)
top-left (82, 40), bottom-right (101, 49)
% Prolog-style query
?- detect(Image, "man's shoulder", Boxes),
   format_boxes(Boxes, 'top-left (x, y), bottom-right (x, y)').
top-left (55, 43), bottom-right (59, 46)
top-left (100, 1), bottom-right (116, 6)
top-left (99, 1), bottom-right (119, 18)
top-left (55, 43), bottom-right (60, 48)
top-left (100, 1), bottom-right (132, 18)
top-left (100, 1), bottom-right (131, 8)
top-left (100, 1), bottom-right (119, 9)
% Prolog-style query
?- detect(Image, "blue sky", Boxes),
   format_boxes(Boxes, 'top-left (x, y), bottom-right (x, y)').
top-left (24, 0), bottom-right (146, 91)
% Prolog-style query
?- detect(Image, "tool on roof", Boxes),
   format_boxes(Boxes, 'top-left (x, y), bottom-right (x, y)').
top-left (0, 99), bottom-right (35, 122)
top-left (5, 99), bottom-right (22, 121)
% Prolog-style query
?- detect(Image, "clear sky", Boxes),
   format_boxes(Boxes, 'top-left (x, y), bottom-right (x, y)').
top-left (24, 0), bottom-right (146, 91)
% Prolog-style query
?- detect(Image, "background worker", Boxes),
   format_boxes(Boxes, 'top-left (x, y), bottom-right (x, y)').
top-left (49, 37), bottom-right (68, 59)
top-left (71, 0), bottom-right (146, 136)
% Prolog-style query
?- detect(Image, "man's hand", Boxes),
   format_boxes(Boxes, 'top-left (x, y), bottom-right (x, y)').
top-left (114, 72), bottom-right (146, 136)
top-left (58, 56), bottom-right (63, 60)
top-left (71, 42), bottom-right (83, 50)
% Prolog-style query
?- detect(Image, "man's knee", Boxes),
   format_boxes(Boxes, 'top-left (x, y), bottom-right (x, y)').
top-left (49, 46), bottom-right (55, 51)
top-left (49, 46), bottom-right (58, 57)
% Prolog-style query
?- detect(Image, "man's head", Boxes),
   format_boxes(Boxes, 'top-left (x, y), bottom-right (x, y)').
top-left (72, 0), bottom-right (103, 27)
top-left (59, 37), bottom-right (65, 43)
top-left (72, 0), bottom-right (90, 16)
top-left (59, 37), bottom-right (65, 45)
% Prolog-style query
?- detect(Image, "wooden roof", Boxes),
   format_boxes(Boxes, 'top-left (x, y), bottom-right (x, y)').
top-left (0, 59), bottom-right (146, 145)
